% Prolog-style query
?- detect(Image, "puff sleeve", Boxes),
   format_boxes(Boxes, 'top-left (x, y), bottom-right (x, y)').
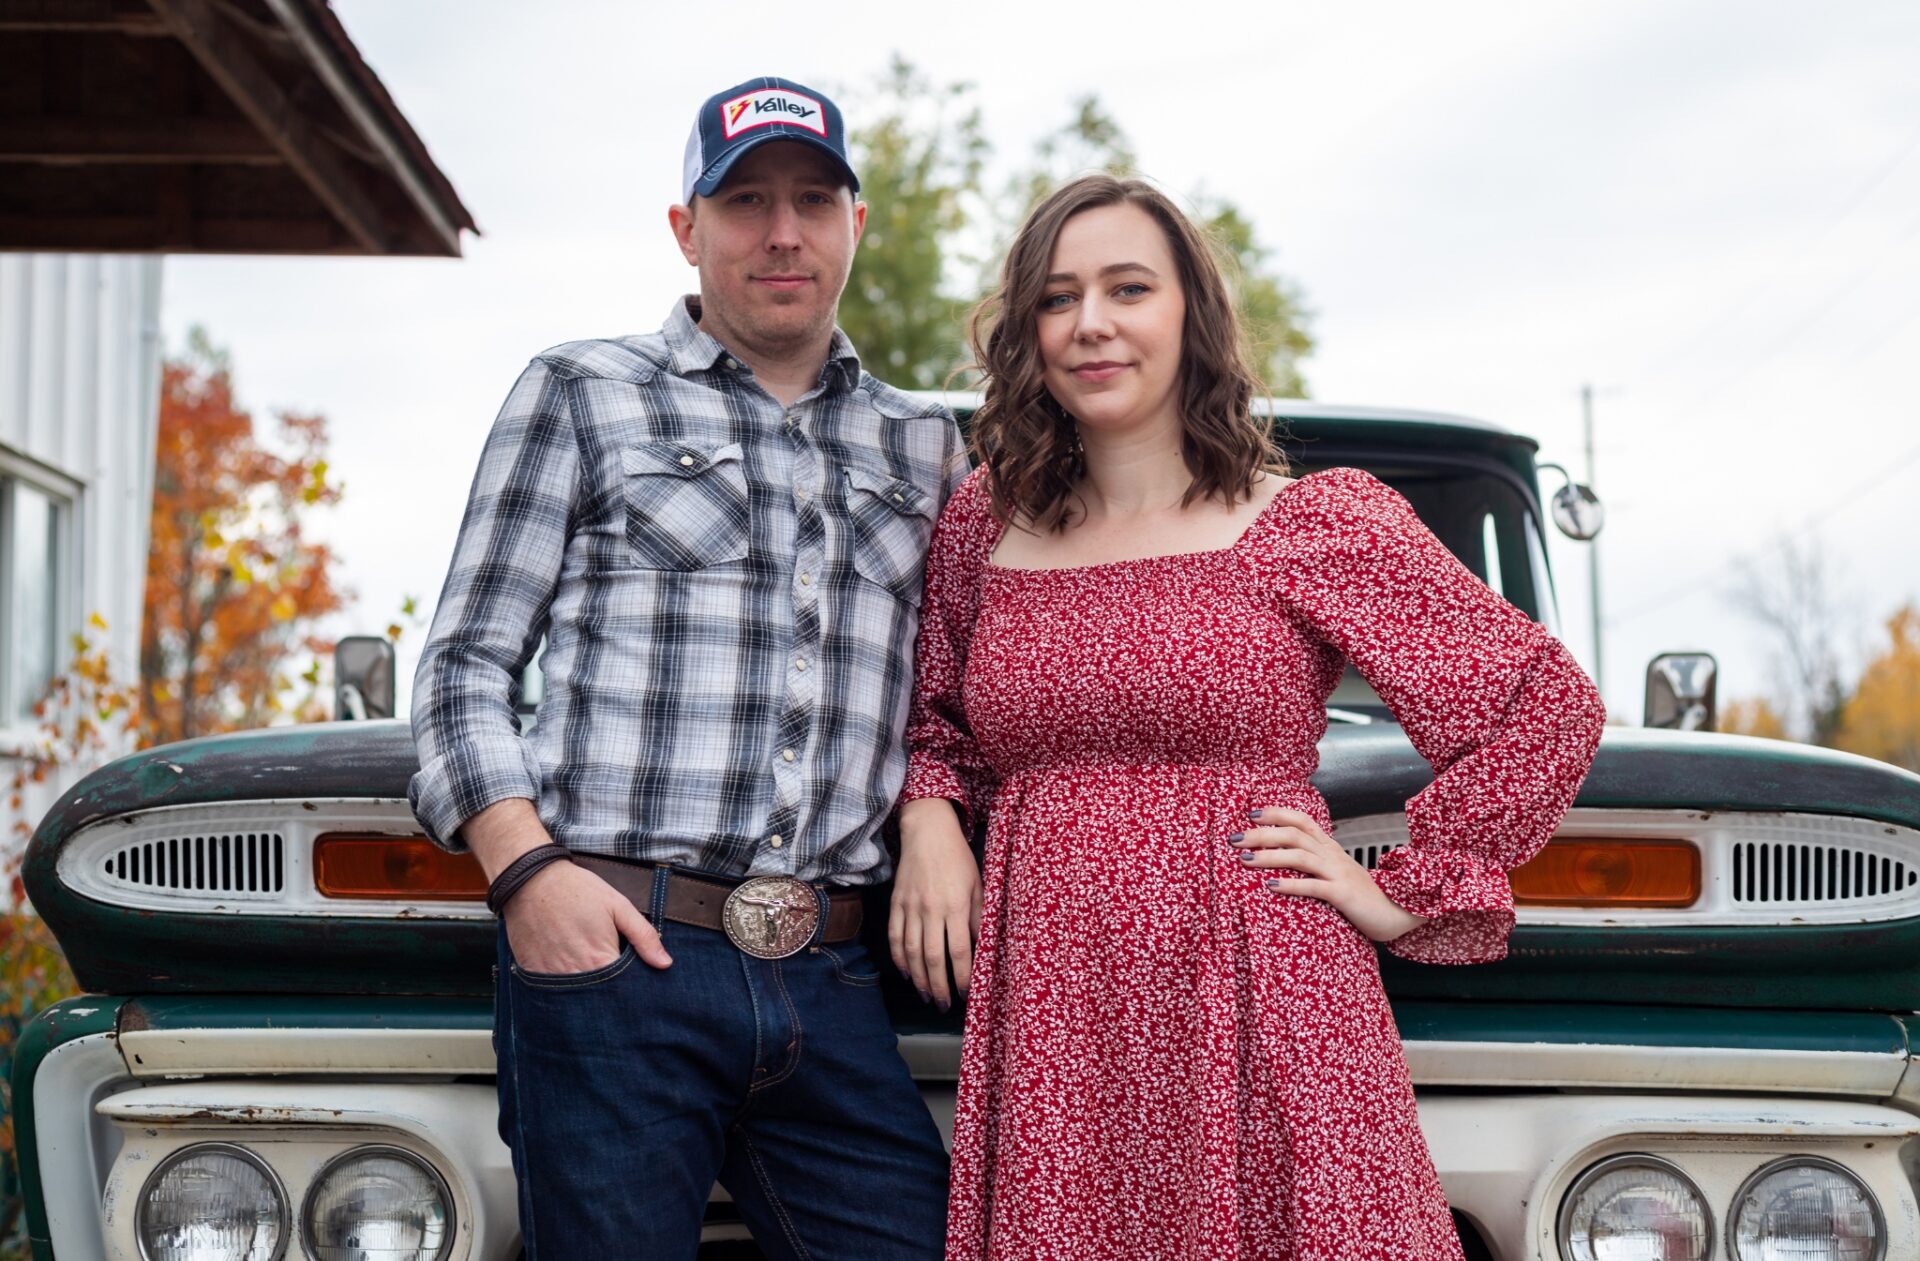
top-left (900, 467), bottom-right (1002, 833)
top-left (1262, 467), bottom-right (1606, 964)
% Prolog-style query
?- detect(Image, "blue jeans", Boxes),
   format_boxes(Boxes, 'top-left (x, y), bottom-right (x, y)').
top-left (492, 894), bottom-right (949, 1259)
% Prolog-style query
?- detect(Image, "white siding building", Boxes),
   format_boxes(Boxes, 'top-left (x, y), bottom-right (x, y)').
top-left (0, 253), bottom-right (162, 760)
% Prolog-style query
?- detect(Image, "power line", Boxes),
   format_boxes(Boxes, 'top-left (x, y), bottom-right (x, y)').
top-left (1657, 205), bottom-right (1920, 422)
top-left (1605, 437), bottom-right (1920, 626)
top-left (1835, 287), bottom-right (1920, 369)
top-left (1637, 118), bottom-right (1920, 387)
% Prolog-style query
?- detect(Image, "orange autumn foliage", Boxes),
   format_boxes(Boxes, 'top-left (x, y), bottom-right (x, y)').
top-left (1719, 696), bottom-right (1789, 741)
top-left (140, 332), bottom-right (348, 745)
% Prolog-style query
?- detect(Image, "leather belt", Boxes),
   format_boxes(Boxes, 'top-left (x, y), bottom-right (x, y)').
top-left (571, 853), bottom-right (862, 960)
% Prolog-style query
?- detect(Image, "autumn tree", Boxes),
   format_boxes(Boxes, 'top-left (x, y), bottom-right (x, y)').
top-left (1728, 536), bottom-right (1852, 744)
top-left (1832, 604), bottom-right (1920, 771)
top-left (141, 329), bottom-right (347, 745)
top-left (1719, 696), bottom-right (1789, 740)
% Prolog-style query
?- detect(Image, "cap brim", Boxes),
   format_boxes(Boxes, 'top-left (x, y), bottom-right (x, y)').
top-left (691, 131), bottom-right (860, 199)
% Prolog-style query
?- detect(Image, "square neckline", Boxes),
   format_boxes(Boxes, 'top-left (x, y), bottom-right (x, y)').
top-left (982, 470), bottom-right (1318, 576)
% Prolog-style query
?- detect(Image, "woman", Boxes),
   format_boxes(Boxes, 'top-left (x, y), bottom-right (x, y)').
top-left (890, 174), bottom-right (1605, 1259)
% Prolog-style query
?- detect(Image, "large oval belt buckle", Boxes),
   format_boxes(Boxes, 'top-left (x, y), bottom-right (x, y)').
top-left (723, 876), bottom-right (821, 960)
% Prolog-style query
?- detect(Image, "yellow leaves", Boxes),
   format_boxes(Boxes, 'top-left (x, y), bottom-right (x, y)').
top-left (225, 541), bottom-right (255, 586)
top-left (270, 592), bottom-right (298, 622)
top-left (386, 623), bottom-right (404, 643)
top-left (88, 612), bottom-right (109, 632)
top-left (301, 659), bottom-right (322, 685)
top-left (1831, 605), bottom-right (1920, 773)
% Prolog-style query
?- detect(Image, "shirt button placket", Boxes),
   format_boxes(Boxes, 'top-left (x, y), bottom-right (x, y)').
top-left (770, 399), bottom-right (819, 872)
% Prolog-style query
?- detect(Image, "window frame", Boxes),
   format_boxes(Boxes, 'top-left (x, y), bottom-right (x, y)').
top-left (0, 444), bottom-right (83, 743)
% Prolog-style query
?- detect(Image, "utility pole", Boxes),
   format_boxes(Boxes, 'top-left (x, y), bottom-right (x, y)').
top-left (1582, 383), bottom-right (1603, 696)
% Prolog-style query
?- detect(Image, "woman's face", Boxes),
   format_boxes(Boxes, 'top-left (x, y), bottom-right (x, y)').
top-left (1037, 202), bottom-right (1187, 441)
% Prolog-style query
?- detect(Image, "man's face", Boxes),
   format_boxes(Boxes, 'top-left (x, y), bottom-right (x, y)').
top-left (671, 142), bottom-right (866, 355)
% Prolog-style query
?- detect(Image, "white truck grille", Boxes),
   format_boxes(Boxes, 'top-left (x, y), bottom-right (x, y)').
top-left (1729, 840), bottom-right (1918, 906)
top-left (98, 831), bottom-right (286, 899)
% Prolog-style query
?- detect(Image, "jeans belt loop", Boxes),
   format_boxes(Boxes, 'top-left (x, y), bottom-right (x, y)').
top-left (648, 864), bottom-right (671, 929)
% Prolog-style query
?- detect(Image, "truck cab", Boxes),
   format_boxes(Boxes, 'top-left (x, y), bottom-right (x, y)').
top-left (12, 402), bottom-right (1920, 1261)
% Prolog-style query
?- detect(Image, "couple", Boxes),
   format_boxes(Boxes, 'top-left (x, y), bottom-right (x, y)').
top-left (410, 75), bottom-right (1605, 1260)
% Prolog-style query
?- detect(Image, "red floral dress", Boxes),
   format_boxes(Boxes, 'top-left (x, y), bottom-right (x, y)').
top-left (903, 466), bottom-right (1606, 1260)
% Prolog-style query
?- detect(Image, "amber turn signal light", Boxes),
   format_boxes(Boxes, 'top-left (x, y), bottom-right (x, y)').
top-left (1510, 839), bottom-right (1700, 908)
top-left (313, 834), bottom-right (488, 901)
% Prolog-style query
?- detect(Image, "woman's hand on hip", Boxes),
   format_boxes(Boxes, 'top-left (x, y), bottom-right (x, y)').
top-left (890, 798), bottom-right (983, 1011)
top-left (1236, 806), bottom-right (1429, 943)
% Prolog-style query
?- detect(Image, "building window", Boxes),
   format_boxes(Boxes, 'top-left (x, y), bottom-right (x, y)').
top-left (0, 460), bottom-right (77, 730)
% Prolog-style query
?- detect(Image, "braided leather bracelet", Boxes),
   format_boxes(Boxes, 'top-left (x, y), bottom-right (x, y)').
top-left (486, 843), bottom-right (575, 916)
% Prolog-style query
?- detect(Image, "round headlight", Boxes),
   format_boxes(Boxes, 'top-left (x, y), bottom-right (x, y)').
top-left (302, 1145), bottom-right (454, 1261)
top-left (1557, 1153), bottom-right (1713, 1261)
top-left (136, 1142), bottom-right (287, 1261)
top-left (1730, 1156), bottom-right (1884, 1261)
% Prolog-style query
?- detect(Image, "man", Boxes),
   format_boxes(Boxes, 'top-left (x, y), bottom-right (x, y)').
top-left (409, 75), bottom-right (962, 1259)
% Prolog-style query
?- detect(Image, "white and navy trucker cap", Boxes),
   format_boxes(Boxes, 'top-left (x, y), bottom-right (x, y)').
top-left (682, 76), bottom-right (859, 204)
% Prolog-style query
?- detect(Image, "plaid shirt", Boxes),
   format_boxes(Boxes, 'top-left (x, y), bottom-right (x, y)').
top-left (409, 298), bottom-right (967, 884)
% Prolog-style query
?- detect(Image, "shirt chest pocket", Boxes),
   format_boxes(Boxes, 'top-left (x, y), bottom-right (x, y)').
top-left (843, 465), bottom-right (935, 604)
top-left (621, 442), bottom-right (750, 571)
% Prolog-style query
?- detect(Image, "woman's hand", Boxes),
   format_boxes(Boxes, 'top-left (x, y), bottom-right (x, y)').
top-left (890, 797), bottom-right (983, 1011)
top-left (1236, 806), bottom-right (1429, 943)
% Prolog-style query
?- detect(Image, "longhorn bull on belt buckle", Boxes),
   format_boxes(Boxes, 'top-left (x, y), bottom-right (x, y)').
top-left (722, 876), bottom-right (821, 959)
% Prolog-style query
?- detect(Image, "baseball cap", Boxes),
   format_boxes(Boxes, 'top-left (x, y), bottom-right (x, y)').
top-left (682, 76), bottom-right (860, 204)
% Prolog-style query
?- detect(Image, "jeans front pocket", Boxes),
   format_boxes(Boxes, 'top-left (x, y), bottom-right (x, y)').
top-left (622, 441), bottom-right (750, 570)
top-left (843, 465), bottom-right (934, 603)
top-left (509, 943), bottom-right (638, 991)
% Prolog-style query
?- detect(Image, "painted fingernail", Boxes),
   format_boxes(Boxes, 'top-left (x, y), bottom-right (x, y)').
top-left (1265, 878), bottom-right (1287, 890)
top-left (1239, 851), bottom-right (1257, 864)
top-left (1228, 832), bottom-right (1247, 845)
top-left (937, 999), bottom-right (951, 1013)
top-left (1248, 808), bottom-right (1264, 821)
top-left (918, 988), bottom-right (931, 1003)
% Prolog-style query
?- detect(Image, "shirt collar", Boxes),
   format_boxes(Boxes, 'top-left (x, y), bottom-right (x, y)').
top-left (665, 296), bottom-right (863, 393)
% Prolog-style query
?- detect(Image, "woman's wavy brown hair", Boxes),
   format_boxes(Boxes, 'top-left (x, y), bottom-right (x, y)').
top-left (966, 174), bottom-right (1280, 531)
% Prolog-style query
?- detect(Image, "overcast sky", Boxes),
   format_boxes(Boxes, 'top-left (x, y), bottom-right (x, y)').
top-left (158, 0), bottom-right (1920, 722)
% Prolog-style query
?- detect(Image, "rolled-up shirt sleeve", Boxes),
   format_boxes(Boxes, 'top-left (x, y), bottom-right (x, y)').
top-left (409, 359), bottom-right (579, 851)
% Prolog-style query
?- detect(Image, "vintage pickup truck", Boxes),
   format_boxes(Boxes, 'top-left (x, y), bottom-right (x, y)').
top-left (12, 400), bottom-right (1920, 1261)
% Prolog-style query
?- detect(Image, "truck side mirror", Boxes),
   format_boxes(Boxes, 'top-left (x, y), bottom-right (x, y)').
top-left (334, 635), bottom-right (396, 721)
top-left (1536, 463), bottom-right (1605, 541)
top-left (1644, 652), bottom-right (1717, 731)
